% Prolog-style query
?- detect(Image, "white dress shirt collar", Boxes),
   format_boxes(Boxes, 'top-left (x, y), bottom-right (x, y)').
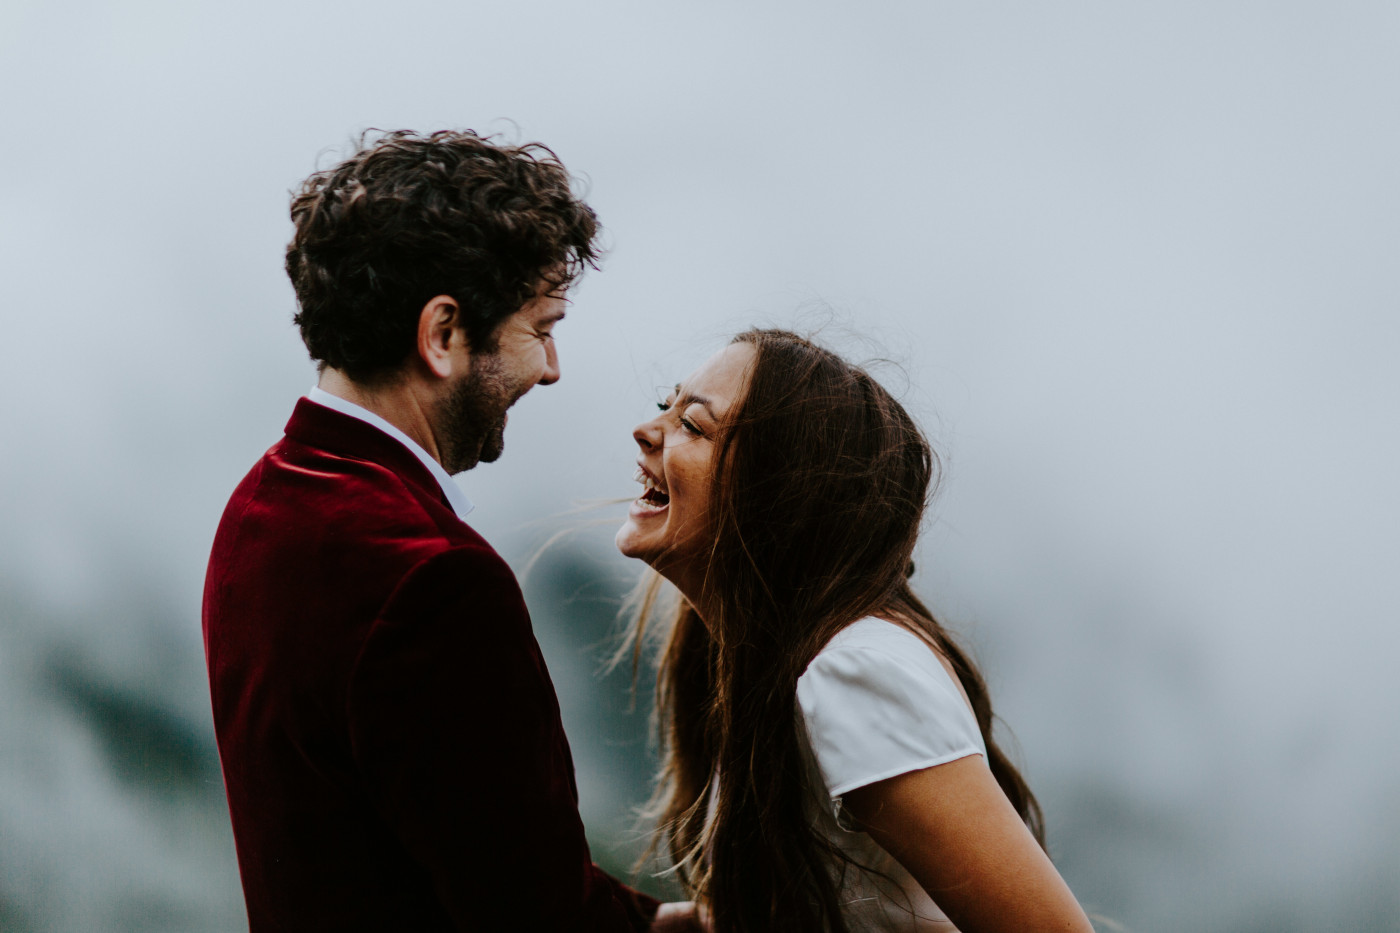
top-left (306, 386), bottom-right (475, 520)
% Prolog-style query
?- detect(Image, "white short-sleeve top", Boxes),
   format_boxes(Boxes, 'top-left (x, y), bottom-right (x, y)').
top-left (796, 617), bottom-right (987, 931)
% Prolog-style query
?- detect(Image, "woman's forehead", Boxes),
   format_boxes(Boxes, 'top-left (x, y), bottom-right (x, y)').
top-left (678, 343), bottom-right (756, 414)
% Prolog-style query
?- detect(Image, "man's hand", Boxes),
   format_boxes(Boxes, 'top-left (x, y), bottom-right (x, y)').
top-left (650, 901), bottom-right (709, 932)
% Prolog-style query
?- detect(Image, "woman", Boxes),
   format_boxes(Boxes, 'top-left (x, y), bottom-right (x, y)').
top-left (616, 329), bottom-right (1093, 933)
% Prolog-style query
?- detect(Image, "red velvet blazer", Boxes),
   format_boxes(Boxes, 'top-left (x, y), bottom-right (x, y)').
top-left (203, 399), bottom-right (657, 931)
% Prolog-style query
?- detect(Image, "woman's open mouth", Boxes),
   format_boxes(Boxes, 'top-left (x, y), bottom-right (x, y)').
top-left (633, 466), bottom-right (670, 511)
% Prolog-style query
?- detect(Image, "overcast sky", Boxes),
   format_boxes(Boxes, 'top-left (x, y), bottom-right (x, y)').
top-left (2, 1), bottom-right (1398, 927)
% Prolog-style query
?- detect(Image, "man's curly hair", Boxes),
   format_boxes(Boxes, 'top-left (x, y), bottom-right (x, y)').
top-left (286, 129), bottom-right (600, 383)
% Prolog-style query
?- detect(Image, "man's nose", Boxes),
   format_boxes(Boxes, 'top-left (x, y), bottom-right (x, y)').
top-left (538, 340), bottom-right (560, 386)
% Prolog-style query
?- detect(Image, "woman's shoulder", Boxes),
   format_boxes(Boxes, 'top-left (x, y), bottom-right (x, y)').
top-left (810, 616), bottom-right (979, 725)
top-left (823, 616), bottom-right (929, 651)
top-left (796, 616), bottom-right (987, 798)
top-left (801, 616), bottom-right (963, 703)
top-left (809, 616), bottom-right (946, 674)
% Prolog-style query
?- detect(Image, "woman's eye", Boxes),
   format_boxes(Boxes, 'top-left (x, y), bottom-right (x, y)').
top-left (655, 397), bottom-right (702, 436)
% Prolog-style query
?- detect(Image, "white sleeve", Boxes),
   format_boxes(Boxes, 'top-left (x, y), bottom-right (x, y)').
top-left (796, 629), bottom-right (986, 799)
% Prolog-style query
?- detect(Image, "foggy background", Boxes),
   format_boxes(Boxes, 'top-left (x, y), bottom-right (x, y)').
top-left (2, 1), bottom-right (1397, 930)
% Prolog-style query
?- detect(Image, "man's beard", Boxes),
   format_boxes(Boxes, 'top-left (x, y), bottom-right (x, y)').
top-left (438, 352), bottom-right (516, 474)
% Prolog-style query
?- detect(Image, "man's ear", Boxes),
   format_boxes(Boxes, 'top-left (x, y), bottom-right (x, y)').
top-left (416, 294), bottom-right (467, 379)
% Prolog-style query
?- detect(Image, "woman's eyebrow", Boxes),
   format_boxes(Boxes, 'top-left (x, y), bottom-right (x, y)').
top-left (673, 385), bottom-right (717, 420)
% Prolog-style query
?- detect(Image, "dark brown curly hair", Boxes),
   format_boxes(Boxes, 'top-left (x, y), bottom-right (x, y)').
top-left (286, 129), bottom-right (600, 383)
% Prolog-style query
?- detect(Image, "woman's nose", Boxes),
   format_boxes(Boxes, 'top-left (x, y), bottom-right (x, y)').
top-left (633, 417), bottom-right (663, 451)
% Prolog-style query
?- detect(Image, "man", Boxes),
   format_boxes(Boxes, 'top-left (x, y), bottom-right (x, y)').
top-left (203, 130), bottom-right (684, 930)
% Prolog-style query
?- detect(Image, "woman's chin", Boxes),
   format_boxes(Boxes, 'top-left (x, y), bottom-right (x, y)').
top-left (614, 522), bottom-right (650, 561)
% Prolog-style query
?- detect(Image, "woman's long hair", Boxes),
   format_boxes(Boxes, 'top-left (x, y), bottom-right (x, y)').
top-left (626, 329), bottom-right (1044, 933)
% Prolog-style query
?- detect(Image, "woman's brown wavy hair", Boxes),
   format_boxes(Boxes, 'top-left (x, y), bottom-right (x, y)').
top-left (625, 329), bottom-right (1044, 933)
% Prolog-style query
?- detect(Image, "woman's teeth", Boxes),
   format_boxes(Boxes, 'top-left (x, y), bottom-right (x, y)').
top-left (634, 468), bottom-right (670, 505)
